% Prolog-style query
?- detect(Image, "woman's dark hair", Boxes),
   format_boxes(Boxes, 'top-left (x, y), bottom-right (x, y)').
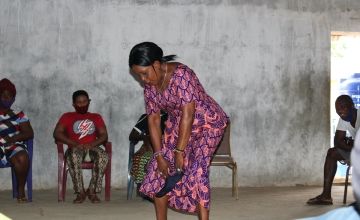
top-left (72, 90), bottom-right (89, 103)
top-left (0, 78), bottom-right (16, 97)
top-left (128, 42), bottom-right (176, 67)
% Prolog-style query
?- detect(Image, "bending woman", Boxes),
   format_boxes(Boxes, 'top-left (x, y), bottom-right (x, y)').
top-left (128, 42), bottom-right (229, 220)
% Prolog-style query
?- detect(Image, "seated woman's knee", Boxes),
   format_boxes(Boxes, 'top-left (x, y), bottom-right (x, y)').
top-left (11, 151), bottom-right (28, 166)
top-left (98, 151), bottom-right (109, 164)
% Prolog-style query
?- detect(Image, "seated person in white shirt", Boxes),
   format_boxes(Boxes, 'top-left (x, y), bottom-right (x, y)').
top-left (301, 126), bottom-right (360, 219)
top-left (307, 95), bottom-right (359, 205)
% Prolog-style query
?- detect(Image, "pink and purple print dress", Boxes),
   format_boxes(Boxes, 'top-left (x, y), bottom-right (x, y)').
top-left (139, 63), bottom-right (229, 213)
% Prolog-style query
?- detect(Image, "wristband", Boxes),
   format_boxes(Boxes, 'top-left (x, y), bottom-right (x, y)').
top-left (153, 151), bottom-right (163, 158)
top-left (173, 148), bottom-right (184, 153)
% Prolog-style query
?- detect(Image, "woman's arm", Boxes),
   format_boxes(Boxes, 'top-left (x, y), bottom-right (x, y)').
top-left (334, 130), bottom-right (353, 151)
top-left (175, 101), bottom-right (195, 171)
top-left (53, 123), bottom-right (78, 148)
top-left (129, 129), bottom-right (140, 142)
top-left (176, 101), bottom-right (195, 151)
top-left (4, 121), bottom-right (34, 144)
top-left (85, 126), bottom-right (108, 149)
top-left (148, 111), bottom-right (172, 177)
top-left (148, 112), bottom-right (162, 152)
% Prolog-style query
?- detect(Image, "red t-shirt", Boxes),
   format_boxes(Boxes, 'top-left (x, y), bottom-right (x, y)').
top-left (57, 112), bottom-right (106, 144)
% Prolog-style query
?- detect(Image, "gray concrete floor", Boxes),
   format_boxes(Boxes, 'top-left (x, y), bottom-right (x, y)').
top-left (0, 185), bottom-right (355, 220)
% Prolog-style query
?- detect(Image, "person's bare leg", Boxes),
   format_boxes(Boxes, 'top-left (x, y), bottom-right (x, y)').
top-left (154, 195), bottom-right (168, 220)
top-left (321, 148), bottom-right (344, 199)
top-left (10, 151), bottom-right (29, 199)
top-left (198, 204), bottom-right (209, 220)
top-left (307, 147), bottom-right (346, 204)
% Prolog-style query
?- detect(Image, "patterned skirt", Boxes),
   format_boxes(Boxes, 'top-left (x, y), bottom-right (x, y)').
top-left (139, 128), bottom-right (225, 213)
top-left (0, 142), bottom-right (28, 165)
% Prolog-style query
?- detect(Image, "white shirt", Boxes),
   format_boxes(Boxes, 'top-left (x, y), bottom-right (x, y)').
top-left (336, 108), bottom-right (360, 138)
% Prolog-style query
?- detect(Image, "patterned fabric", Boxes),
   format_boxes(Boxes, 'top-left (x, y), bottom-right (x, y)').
top-left (130, 144), bottom-right (153, 184)
top-left (65, 146), bottom-right (109, 193)
top-left (139, 64), bottom-right (229, 213)
top-left (0, 109), bottom-right (29, 165)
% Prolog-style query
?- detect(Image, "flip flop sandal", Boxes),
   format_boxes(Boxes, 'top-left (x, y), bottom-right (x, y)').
top-left (17, 197), bottom-right (28, 203)
top-left (155, 170), bottom-right (184, 198)
top-left (307, 195), bottom-right (333, 205)
top-left (73, 193), bottom-right (86, 204)
top-left (88, 194), bottom-right (101, 203)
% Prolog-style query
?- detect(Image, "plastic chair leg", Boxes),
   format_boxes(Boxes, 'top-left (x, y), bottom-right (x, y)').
top-left (127, 175), bottom-right (134, 200)
top-left (27, 164), bottom-right (32, 201)
top-left (58, 159), bottom-right (65, 202)
top-left (343, 165), bottom-right (351, 204)
top-left (63, 169), bottom-right (67, 201)
top-left (232, 166), bottom-right (235, 197)
top-left (11, 168), bottom-right (18, 199)
top-left (234, 163), bottom-right (239, 200)
top-left (105, 164), bottom-right (111, 201)
top-left (127, 142), bottom-right (135, 200)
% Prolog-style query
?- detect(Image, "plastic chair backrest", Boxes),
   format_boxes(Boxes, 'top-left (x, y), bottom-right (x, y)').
top-left (214, 123), bottom-right (231, 156)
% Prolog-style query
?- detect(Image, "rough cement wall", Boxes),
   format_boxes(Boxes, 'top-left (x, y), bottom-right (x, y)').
top-left (0, 0), bottom-right (360, 189)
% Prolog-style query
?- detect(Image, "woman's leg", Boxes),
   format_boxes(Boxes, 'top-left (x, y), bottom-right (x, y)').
top-left (10, 151), bottom-right (29, 199)
top-left (88, 147), bottom-right (108, 203)
top-left (198, 204), bottom-right (209, 220)
top-left (66, 148), bottom-right (86, 203)
top-left (154, 195), bottom-right (168, 220)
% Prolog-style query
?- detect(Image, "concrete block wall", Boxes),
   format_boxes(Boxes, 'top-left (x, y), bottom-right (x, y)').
top-left (1, 0), bottom-right (360, 189)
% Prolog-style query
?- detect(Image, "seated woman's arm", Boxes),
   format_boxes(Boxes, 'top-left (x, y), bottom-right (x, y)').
top-left (129, 114), bottom-right (148, 143)
top-left (86, 126), bottom-right (108, 149)
top-left (129, 129), bottom-right (142, 144)
top-left (4, 121), bottom-right (34, 144)
top-left (53, 123), bottom-right (78, 148)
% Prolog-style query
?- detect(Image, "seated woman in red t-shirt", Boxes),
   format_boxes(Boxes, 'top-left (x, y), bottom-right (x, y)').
top-left (53, 90), bottom-right (108, 203)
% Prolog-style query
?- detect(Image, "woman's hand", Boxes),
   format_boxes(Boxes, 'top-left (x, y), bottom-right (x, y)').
top-left (2, 136), bottom-right (12, 144)
top-left (175, 151), bottom-right (184, 172)
top-left (156, 155), bottom-right (170, 178)
top-left (75, 143), bottom-right (85, 149)
top-left (83, 144), bottom-right (93, 149)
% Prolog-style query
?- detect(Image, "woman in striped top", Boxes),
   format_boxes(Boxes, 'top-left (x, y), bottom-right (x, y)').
top-left (0, 78), bottom-right (34, 203)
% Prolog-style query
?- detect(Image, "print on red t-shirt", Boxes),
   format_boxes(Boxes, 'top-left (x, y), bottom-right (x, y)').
top-left (57, 112), bottom-right (105, 144)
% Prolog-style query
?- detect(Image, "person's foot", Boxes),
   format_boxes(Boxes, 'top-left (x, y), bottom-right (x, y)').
top-left (73, 191), bottom-right (86, 204)
top-left (17, 196), bottom-right (28, 203)
top-left (17, 191), bottom-right (28, 203)
top-left (87, 189), bottom-right (101, 203)
top-left (307, 195), bottom-right (333, 205)
top-left (89, 194), bottom-right (101, 203)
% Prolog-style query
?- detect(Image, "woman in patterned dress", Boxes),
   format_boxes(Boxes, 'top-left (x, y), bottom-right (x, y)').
top-left (129, 42), bottom-right (228, 220)
top-left (0, 78), bottom-right (34, 202)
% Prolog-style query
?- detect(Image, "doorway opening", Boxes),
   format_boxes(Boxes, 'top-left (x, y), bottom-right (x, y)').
top-left (331, 31), bottom-right (360, 179)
